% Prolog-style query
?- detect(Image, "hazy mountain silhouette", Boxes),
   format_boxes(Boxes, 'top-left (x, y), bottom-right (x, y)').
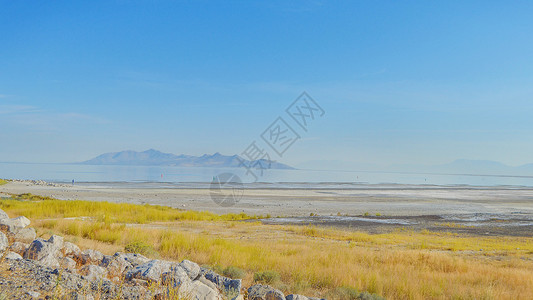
top-left (81, 149), bottom-right (294, 169)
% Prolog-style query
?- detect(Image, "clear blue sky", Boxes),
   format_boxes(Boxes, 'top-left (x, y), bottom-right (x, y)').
top-left (1, 1), bottom-right (533, 166)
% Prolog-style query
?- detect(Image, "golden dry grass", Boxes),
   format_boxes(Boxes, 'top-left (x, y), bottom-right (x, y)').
top-left (2, 194), bottom-right (533, 299)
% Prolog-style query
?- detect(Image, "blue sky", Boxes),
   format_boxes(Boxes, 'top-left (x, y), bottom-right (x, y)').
top-left (1, 1), bottom-right (533, 166)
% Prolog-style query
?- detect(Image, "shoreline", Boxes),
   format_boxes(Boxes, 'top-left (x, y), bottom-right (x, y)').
top-left (2, 179), bottom-right (533, 237)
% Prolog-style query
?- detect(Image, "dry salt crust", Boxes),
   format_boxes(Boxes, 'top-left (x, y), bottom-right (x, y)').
top-left (2, 180), bottom-right (533, 217)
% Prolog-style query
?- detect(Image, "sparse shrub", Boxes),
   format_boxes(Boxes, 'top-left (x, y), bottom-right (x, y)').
top-left (223, 266), bottom-right (246, 279)
top-left (327, 286), bottom-right (359, 299)
top-left (326, 286), bottom-right (385, 300)
top-left (125, 240), bottom-right (157, 257)
top-left (375, 213), bottom-right (381, 217)
top-left (363, 212), bottom-right (370, 217)
top-left (253, 270), bottom-right (281, 284)
top-left (358, 291), bottom-right (386, 300)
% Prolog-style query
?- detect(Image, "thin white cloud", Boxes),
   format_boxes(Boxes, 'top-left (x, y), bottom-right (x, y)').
top-left (0, 103), bottom-right (110, 131)
top-left (0, 104), bottom-right (41, 115)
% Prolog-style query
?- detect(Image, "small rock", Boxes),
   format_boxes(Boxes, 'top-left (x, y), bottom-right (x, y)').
top-left (26, 291), bottom-right (40, 298)
top-left (59, 256), bottom-right (77, 269)
top-left (116, 252), bottom-right (150, 267)
top-left (5, 251), bottom-right (23, 260)
top-left (79, 264), bottom-right (108, 281)
top-left (0, 218), bottom-right (17, 234)
top-left (10, 241), bottom-right (29, 255)
top-left (248, 284), bottom-right (285, 300)
top-left (130, 278), bottom-right (150, 287)
top-left (48, 235), bottom-right (64, 247)
top-left (81, 249), bottom-right (104, 265)
top-left (286, 295), bottom-right (309, 300)
top-left (0, 232), bottom-right (8, 251)
top-left (179, 259), bottom-right (201, 280)
top-left (62, 241), bottom-right (82, 258)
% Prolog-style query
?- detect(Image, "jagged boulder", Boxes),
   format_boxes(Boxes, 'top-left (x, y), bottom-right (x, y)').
top-left (248, 284), bottom-right (285, 300)
top-left (179, 259), bottom-right (201, 280)
top-left (81, 249), bottom-right (104, 265)
top-left (100, 253), bottom-right (133, 277)
top-left (62, 242), bottom-right (82, 258)
top-left (198, 275), bottom-right (219, 291)
top-left (161, 266), bottom-right (190, 287)
top-left (126, 259), bottom-right (175, 282)
top-left (59, 256), bottom-right (77, 269)
top-left (204, 269), bottom-right (242, 293)
top-left (80, 264), bottom-right (108, 281)
top-left (23, 235), bottom-right (64, 268)
top-left (0, 216), bottom-right (31, 235)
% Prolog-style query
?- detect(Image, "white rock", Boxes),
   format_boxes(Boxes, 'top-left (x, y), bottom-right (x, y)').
top-left (59, 256), bottom-right (77, 269)
top-left (179, 280), bottom-right (222, 300)
top-left (48, 235), bottom-right (64, 247)
top-left (62, 241), bottom-right (82, 257)
top-left (100, 253), bottom-right (133, 277)
top-left (161, 266), bottom-right (191, 287)
top-left (0, 232), bottom-right (8, 252)
top-left (126, 259), bottom-right (175, 282)
top-left (5, 251), bottom-right (23, 260)
top-left (81, 249), bottom-right (104, 265)
top-left (14, 227), bottom-right (36, 242)
top-left (247, 284), bottom-right (285, 300)
top-left (23, 236), bottom-right (64, 268)
top-left (80, 264), bottom-right (108, 281)
top-left (115, 252), bottom-right (150, 267)
top-left (0, 209), bottom-right (9, 220)
top-left (179, 259), bottom-right (201, 280)
top-left (26, 291), bottom-right (40, 299)
top-left (286, 295), bottom-right (310, 300)
top-left (10, 216), bottom-right (30, 228)
top-left (10, 241), bottom-right (29, 255)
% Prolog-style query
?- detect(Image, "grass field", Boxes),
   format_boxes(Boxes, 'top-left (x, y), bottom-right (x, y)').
top-left (0, 179), bottom-right (7, 186)
top-left (1, 193), bottom-right (532, 299)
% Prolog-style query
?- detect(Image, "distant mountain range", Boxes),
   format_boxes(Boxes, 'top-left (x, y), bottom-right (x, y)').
top-left (81, 149), bottom-right (294, 169)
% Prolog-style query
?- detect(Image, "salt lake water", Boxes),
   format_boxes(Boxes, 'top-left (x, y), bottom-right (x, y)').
top-left (2, 162), bottom-right (533, 187)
